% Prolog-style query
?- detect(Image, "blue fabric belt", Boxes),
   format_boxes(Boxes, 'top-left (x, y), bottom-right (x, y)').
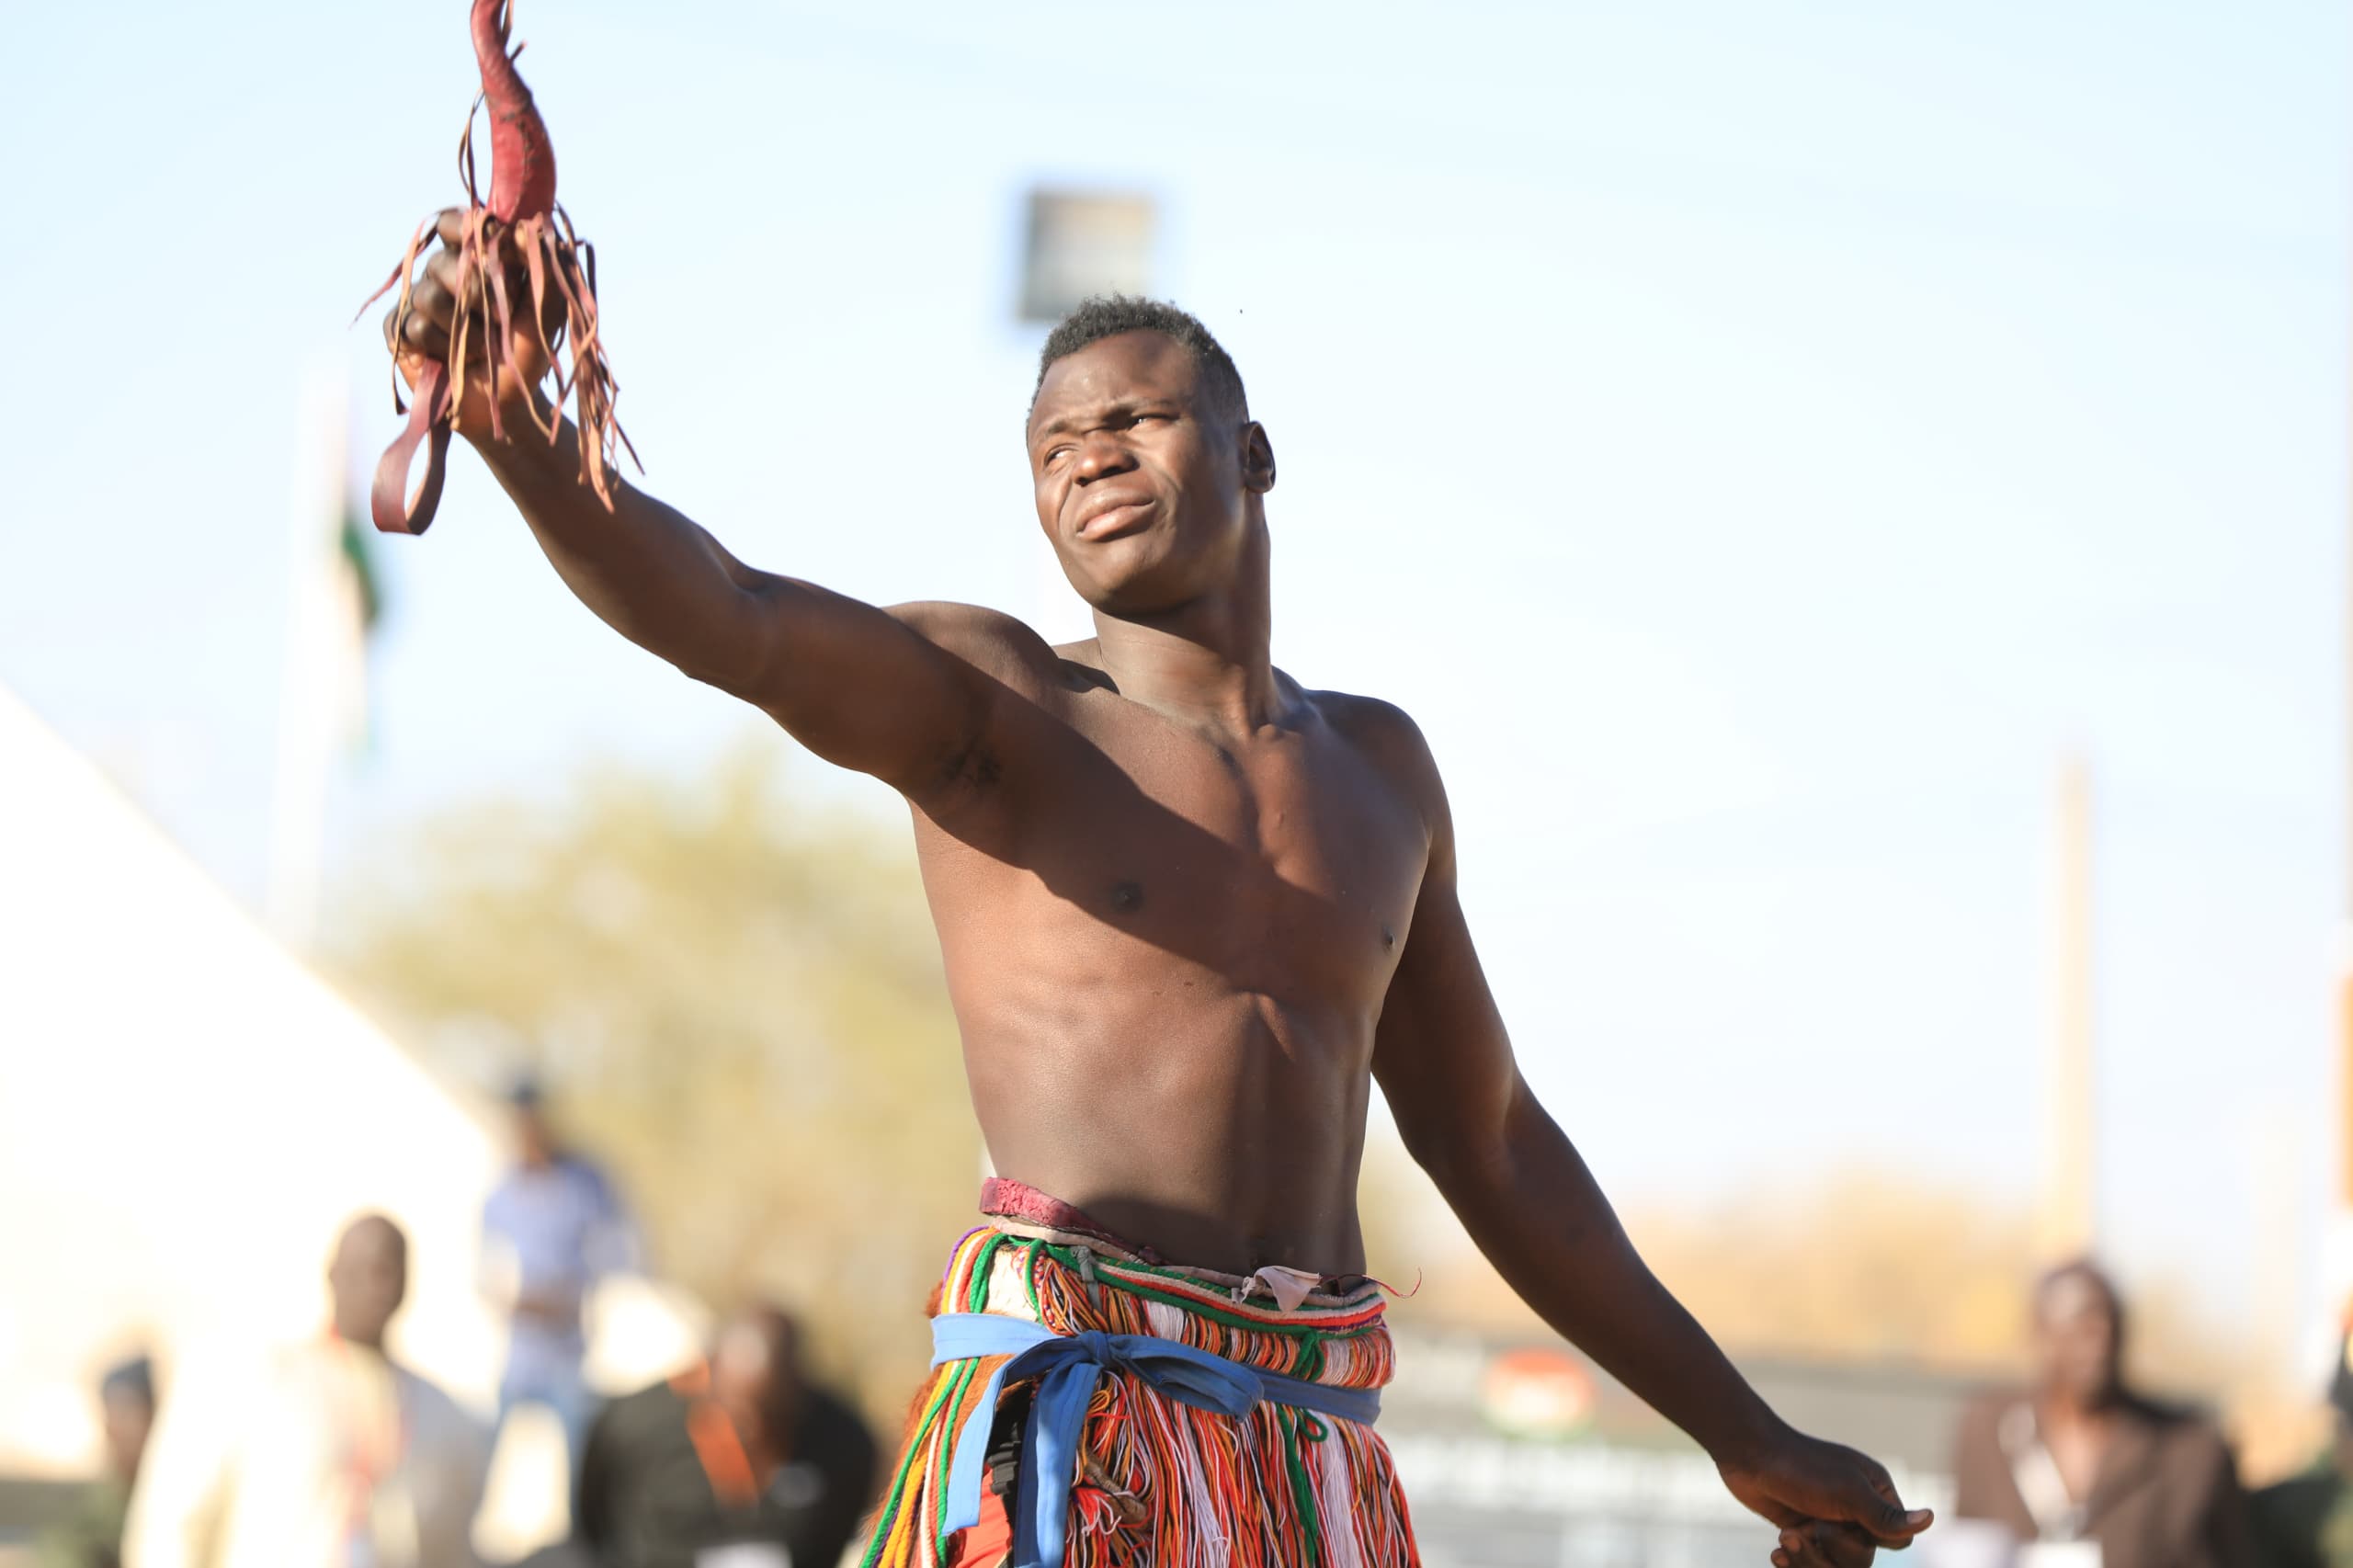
top-left (929, 1311), bottom-right (1383, 1568)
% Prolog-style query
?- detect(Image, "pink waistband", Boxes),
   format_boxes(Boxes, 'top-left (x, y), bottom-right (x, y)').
top-left (977, 1177), bottom-right (1167, 1264)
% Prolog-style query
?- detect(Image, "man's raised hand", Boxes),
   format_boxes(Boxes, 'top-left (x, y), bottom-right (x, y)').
top-left (379, 208), bottom-right (557, 438)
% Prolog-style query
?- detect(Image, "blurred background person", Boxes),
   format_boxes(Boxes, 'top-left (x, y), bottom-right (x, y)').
top-left (121, 1214), bottom-right (488, 1568)
top-left (1951, 1260), bottom-right (2255, 1568)
top-left (2248, 1341), bottom-right (2353, 1568)
top-left (481, 1078), bottom-right (637, 1482)
top-left (564, 1305), bottom-right (876, 1568)
top-left (35, 1356), bottom-right (155, 1568)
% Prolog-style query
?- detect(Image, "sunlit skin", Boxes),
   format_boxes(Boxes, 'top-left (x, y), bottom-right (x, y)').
top-left (384, 237), bottom-right (1932, 1567)
top-left (327, 1214), bottom-right (408, 1352)
top-left (710, 1307), bottom-right (802, 1475)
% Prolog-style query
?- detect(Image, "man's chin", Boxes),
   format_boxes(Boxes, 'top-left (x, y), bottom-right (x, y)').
top-left (1061, 551), bottom-right (1189, 617)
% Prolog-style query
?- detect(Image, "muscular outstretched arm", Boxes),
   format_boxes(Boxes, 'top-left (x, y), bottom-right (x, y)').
top-left (1371, 741), bottom-right (1931, 1568)
top-left (385, 212), bottom-right (1006, 795)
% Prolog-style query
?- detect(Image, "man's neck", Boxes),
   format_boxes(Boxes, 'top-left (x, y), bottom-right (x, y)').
top-left (1089, 528), bottom-right (1282, 732)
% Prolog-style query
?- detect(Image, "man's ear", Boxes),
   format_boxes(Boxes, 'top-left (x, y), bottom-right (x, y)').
top-left (1241, 421), bottom-right (1277, 494)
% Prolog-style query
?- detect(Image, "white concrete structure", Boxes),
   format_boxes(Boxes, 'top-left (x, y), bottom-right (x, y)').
top-left (0, 682), bottom-right (504, 1476)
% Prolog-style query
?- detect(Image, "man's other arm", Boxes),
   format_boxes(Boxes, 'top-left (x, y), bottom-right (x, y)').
top-left (386, 216), bottom-right (1017, 799)
top-left (1365, 713), bottom-right (1931, 1568)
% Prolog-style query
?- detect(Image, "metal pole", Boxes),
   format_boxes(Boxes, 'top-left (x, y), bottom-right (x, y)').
top-left (2036, 754), bottom-right (2097, 1263)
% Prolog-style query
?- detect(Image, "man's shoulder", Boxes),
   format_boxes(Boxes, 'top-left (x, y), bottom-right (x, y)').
top-left (553, 1152), bottom-right (616, 1194)
top-left (594, 1378), bottom-right (688, 1438)
top-left (1305, 687), bottom-right (1445, 798)
top-left (887, 600), bottom-right (1062, 687)
top-left (1308, 687), bottom-right (1423, 736)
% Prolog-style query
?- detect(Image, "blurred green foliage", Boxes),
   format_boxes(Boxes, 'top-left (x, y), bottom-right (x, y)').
top-left (330, 744), bottom-right (979, 1427)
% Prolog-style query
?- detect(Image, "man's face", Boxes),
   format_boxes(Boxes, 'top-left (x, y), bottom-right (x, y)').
top-left (1027, 331), bottom-right (1265, 615)
top-left (514, 1105), bottom-right (554, 1167)
top-left (2033, 1271), bottom-right (2121, 1404)
top-left (100, 1390), bottom-right (152, 1483)
top-left (328, 1220), bottom-right (408, 1348)
top-left (710, 1315), bottom-right (800, 1449)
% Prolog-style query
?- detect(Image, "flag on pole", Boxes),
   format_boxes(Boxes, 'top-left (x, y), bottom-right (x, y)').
top-left (267, 358), bottom-right (384, 949)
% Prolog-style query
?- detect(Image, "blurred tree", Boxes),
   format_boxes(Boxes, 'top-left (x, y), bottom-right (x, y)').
top-left (328, 744), bottom-right (978, 1426)
top-left (1367, 1152), bottom-right (2269, 1411)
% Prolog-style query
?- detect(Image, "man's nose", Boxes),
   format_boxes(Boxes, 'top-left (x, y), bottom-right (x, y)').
top-left (1073, 431), bottom-right (1134, 483)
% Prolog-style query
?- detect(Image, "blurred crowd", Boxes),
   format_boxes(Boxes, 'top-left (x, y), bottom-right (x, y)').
top-left (26, 1085), bottom-right (2353, 1568)
top-left (34, 1083), bottom-right (877, 1568)
top-left (1927, 1258), bottom-right (2352, 1568)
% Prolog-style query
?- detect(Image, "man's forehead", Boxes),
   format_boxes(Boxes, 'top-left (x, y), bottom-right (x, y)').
top-left (1029, 332), bottom-right (1199, 429)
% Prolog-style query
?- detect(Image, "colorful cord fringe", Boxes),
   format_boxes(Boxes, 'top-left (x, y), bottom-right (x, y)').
top-left (859, 1226), bottom-right (1420, 1568)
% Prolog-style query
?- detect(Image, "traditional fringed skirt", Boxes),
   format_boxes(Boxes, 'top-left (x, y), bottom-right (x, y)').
top-left (858, 1219), bottom-right (1420, 1568)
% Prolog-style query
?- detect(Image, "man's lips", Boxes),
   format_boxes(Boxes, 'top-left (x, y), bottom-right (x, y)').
top-left (1074, 494), bottom-right (1154, 541)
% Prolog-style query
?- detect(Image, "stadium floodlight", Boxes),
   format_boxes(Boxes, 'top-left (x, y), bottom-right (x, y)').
top-left (1018, 188), bottom-right (1155, 323)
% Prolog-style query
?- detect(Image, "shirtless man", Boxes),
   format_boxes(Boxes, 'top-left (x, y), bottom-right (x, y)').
top-left (383, 222), bottom-right (1931, 1568)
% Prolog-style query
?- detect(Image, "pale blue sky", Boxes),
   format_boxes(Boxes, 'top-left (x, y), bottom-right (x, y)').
top-left (3, 2), bottom-right (2345, 1347)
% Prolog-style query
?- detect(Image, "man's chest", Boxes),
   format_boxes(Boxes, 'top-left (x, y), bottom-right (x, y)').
top-left (923, 708), bottom-right (1430, 994)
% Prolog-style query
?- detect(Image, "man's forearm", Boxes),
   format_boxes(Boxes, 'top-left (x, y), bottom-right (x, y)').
top-left (466, 414), bottom-right (767, 690)
top-left (1437, 1085), bottom-right (1786, 1466)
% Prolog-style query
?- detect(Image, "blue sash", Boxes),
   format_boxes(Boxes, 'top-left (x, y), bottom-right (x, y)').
top-left (929, 1311), bottom-right (1382, 1568)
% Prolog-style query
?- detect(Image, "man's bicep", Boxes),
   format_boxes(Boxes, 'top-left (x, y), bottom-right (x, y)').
top-left (723, 582), bottom-right (1017, 797)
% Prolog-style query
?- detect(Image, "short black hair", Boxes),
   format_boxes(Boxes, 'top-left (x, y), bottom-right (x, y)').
top-left (101, 1355), bottom-right (154, 1410)
top-left (1033, 295), bottom-right (1248, 421)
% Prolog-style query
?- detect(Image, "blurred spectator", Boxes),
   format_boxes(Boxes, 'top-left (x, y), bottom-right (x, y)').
top-left (35, 1355), bottom-right (155, 1568)
top-left (1952, 1259), bottom-right (2255, 1568)
top-left (2248, 1339), bottom-right (2353, 1568)
top-left (121, 1214), bottom-right (488, 1568)
top-left (571, 1306), bottom-right (877, 1568)
top-left (481, 1076), bottom-right (637, 1479)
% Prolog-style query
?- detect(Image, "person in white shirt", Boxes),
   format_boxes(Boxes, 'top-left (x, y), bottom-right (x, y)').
top-left (123, 1213), bottom-right (490, 1568)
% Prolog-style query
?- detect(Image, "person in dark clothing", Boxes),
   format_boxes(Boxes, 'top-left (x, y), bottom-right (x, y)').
top-left (36, 1356), bottom-right (154, 1568)
top-left (1951, 1260), bottom-right (2254, 1568)
top-left (2249, 1337), bottom-right (2353, 1568)
top-left (574, 1306), bottom-right (877, 1568)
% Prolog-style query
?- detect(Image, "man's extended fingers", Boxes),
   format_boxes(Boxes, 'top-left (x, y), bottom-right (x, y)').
top-left (1773, 1526), bottom-right (1832, 1568)
top-left (1872, 1497), bottom-right (1929, 1544)
top-left (1859, 1488), bottom-right (1932, 1548)
top-left (399, 307), bottom-right (450, 360)
top-left (1782, 1522), bottom-right (1878, 1568)
top-left (380, 299), bottom-right (447, 360)
top-left (1847, 1456), bottom-right (1931, 1548)
top-left (425, 246), bottom-right (465, 297)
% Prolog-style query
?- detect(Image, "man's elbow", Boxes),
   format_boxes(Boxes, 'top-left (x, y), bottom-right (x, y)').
top-left (1394, 1077), bottom-right (1559, 1209)
top-left (664, 607), bottom-right (779, 700)
top-left (1395, 1106), bottom-right (1512, 1198)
